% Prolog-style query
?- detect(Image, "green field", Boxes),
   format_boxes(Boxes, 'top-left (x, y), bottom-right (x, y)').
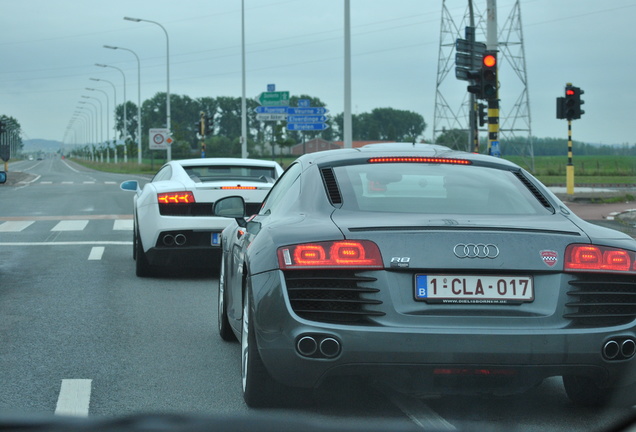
top-left (70, 154), bottom-right (636, 187)
top-left (504, 155), bottom-right (636, 186)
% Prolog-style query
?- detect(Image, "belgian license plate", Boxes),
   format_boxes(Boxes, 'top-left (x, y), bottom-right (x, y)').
top-left (415, 274), bottom-right (534, 304)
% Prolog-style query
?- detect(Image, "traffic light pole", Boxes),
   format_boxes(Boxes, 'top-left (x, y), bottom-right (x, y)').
top-left (487, 98), bottom-right (500, 156)
top-left (567, 120), bottom-right (574, 195)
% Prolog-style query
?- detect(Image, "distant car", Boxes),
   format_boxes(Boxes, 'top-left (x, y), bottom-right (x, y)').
top-left (216, 143), bottom-right (636, 407)
top-left (120, 158), bottom-right (283, 277)
top-left (28, 155), bottom-right (34, 161)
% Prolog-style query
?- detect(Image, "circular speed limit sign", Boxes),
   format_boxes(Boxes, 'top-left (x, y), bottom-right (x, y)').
top-left (153, 133), bottom-right (165, 145)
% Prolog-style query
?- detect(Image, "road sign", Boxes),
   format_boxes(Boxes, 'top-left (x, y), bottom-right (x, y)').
top-left (456, 39), bottom-right (486, 55)
top-left (149, 128), bottom-right (170, 150)
top-left (298, 99), bottom-right (311, 107)
top-left (287, 107), bottom-right (329, 115)
top-left (256, 113), bottom-right (287, 121)
top-left (287, 115), bottom-right (328, 123)
top-left (256, 91), bottom-right (289, 106)
top-left (254, 106), bottom-right (288, 114)
top-left (287, 123), bottom-right (330, 131)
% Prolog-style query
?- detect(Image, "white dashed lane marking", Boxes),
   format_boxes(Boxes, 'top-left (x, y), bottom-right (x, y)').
top-left (51, 220), bottom-right (89, 231)
top-left (0, 221), bottom-right (36, 232)
top-left (55, 379), bottom-right (92, 417)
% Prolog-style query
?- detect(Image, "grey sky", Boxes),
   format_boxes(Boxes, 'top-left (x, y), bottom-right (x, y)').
top-left (1, 0), bottom-right (635, 145)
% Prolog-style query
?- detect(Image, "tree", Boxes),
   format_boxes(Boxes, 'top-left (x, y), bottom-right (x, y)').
top-left (333, 108), bottom-right (426, 142)
top-left (434, 128), bottom-right (468, 150)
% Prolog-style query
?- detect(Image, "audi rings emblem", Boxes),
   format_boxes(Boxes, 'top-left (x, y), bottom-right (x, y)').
top-left (453, 243), bottom-right (500, 259)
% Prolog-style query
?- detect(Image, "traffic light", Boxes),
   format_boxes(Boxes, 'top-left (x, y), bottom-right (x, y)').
top-left (466, 51), bottom-right (497, 100)
top-left (562, 84), bottom-right (585, 120)
top-left (206, 115), bottom-right (214, 135)
top-left (478, 103), bottom-right (487, 126)
top-left (466, 69), bottom-right (484, 99)
top-left (482, 51), bottom-right (497, 100)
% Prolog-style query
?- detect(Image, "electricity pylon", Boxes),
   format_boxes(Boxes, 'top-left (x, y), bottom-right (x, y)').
top-left (433, 0), bottom-right (534, 171)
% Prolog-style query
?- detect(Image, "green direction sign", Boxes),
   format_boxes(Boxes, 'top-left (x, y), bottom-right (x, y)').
top-left (256, 91), bottom-right (290, 106)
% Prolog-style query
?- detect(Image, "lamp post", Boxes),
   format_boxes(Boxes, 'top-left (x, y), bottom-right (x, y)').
top-left (90, 77), bottom-right (118, 162)
top-left (124, 16), bottom-right (171, 161)
top-left (104, 45), bottom-right (143, 164)
top-left (95, 63), bottom-right (128, 162)
top-left (79, 101), bottom-right (99, 159)
top-left (86, 87), bottom-right (110, 162)
top-left (76, 106), bottom-right (95, 160)
top-left (82, 96), bottom-right (103, 158)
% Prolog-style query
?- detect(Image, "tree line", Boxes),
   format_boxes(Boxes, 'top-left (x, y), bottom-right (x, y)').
top-left (72, 92), bottom-right (426, 160)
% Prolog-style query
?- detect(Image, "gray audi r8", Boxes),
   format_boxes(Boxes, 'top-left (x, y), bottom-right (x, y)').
top-left (215, 143), bottom-right (636, 407)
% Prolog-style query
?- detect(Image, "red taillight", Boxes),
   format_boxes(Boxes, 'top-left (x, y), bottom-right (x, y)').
top-left (157, 191), bottom-right (195, 204)
top-left (220, 186), bottom-right (257, 190)
top-left (565, 244), bottom-right (636, 273)
top-left (278, 240), bottom-right (383, 269)
top-left (368, 157), bottom-right (472, 165)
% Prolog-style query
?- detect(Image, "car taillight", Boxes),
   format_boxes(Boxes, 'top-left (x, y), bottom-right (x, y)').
top-left (368, 156), bottom-right (472, 165)
top-left (157, 191), bottom-right (195, 204)
top-left (565, 244), bottom-right (636, 273)
top-left (277, 240), bottom-right (383, 269)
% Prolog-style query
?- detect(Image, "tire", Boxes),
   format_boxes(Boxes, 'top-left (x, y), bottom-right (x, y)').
top-left (135, 229), bottom-right (153, 277)
top-left (241, 278), bottom-right (284, 407)
top-left (218, 254), bottom-right (236, 341)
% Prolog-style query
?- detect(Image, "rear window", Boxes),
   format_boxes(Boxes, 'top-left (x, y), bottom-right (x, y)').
top-left (183, 165), bottom-right (277, 183)
top-left (333, 163), bottom-right (550, 215)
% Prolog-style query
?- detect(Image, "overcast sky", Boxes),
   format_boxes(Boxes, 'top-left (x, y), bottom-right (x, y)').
top-left (1, 0), bottom-right (635, 146)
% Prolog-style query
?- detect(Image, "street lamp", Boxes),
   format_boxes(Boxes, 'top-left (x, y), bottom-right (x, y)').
top-left (104, 45), bottom-right (142, 164)
top-left (86, 87), bottom-right (110, 162)
top-left (124, 16), bottom-right (171, 161)
top-left (82, 95), bottom-right (103, 155)
top-left (77, 105), bottom-right (95, 160)
top-left (90, 77), bottom-right (118, 162)
top-left (95, 63), bottom-right (128, 162)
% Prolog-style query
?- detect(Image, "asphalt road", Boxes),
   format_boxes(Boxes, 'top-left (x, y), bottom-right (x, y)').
top-left (0, 157), bottom-right (633, 431)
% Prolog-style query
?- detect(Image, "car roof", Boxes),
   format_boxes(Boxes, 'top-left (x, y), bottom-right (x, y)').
top-left (295, 143), bottom-right (521, 170)
top-left (171, 158), bottom-right (282, 168)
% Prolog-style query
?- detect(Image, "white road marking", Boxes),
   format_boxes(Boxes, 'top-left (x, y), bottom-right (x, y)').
top-left (83, 181), bottom-right (95, 184)
top-left (40, 181), bottom-right (52, 184)
top-left (55, 379), bottom-right (92, 417)
top-left (51, 220), bottom-right (89, 231)
top-left (113, 219), bottom-right (133, 230)
top-left (88, 246), bottom-right (105, 260)
top-left (0, 221), bottom-right (35, 232)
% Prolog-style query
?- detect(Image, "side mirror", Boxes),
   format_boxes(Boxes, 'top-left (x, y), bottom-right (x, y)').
top-left (120, 180), bottom-right (139, 192)
top-left (0, 171), bottom-right (6, 184)
top-left (214, 196), bottom-right (246, 218)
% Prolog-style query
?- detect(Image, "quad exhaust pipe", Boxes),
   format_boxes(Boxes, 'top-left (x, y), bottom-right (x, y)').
top-left (603, 337), bottom-right (636, 360)
top-left (296, 335), bottom-right (341, 359)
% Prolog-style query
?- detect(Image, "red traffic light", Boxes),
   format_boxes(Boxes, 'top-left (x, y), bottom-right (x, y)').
top-left (483, 54), bottom-right (496, 68)
top-left (566, 89), bottom-right (575, 96)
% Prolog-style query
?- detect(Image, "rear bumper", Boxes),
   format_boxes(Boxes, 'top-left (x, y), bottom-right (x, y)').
top-left (250, 270), bottom-right (636, 393)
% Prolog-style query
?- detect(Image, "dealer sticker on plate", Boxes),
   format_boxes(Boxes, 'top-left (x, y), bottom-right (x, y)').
top-left (415, 274), bottom-right (534, 304)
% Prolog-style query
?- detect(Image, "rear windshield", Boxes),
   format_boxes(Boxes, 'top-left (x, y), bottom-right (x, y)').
top-left (333, 163), bottom-right (550, 215)
top-left (183, 165), bottom-right (277, 183)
